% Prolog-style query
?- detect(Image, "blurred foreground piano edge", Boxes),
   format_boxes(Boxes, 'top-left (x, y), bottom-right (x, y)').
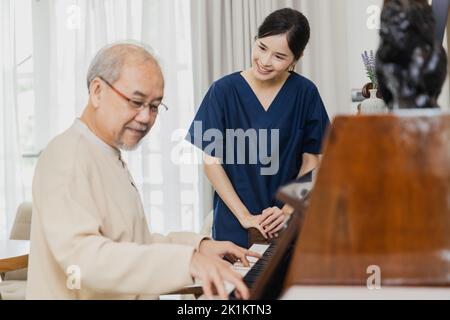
top-left (279, 111), bottom-right (450, 299)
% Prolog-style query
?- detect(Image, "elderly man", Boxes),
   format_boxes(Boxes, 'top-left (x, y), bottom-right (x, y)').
top-left (26, 43), bottom-right (255, 300)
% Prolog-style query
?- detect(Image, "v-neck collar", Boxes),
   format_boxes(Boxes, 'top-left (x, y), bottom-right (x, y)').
top-left (237, 71), bottom-right (293, 114)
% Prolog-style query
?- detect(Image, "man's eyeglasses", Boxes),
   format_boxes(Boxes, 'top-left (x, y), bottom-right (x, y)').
top-left (98, 76), bottom-right (168, 115)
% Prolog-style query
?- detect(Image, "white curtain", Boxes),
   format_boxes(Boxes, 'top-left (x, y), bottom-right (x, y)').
top-left (0, 0), bottom-right (25, 240)
top-left (190, 0), bottom-right (351, 218)
top-left (31, 0), bottom-right (200, 234)
top-left (295, 0), bottom-right (351, 116)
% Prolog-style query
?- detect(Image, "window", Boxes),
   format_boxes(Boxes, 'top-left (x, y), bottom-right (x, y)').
top-left (9, 0), bottom-right (203, 235)
top-left (15, 0), bottom-right (36, 201)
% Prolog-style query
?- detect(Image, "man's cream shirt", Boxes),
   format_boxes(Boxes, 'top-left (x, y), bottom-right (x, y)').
top-left (27, 119), bottom-right (205, 299)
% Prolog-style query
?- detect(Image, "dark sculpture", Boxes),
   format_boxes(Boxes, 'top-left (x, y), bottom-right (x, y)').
top-left (376, 0), bottom-right (448, 109)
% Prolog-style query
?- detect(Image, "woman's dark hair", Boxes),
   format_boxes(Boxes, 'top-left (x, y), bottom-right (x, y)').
top-left (257, 8), bottom-right (310, 61)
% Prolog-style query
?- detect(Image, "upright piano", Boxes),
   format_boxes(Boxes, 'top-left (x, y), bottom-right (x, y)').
top-left (229, 111), bottom-right (450, 299)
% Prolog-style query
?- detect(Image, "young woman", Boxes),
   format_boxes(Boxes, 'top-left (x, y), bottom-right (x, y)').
top-left (187, 8), bottom-right (330, 248)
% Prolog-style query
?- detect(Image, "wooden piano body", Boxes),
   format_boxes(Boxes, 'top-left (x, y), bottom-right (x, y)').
top-left (284, 111), bottom-right (450, 289)
top-left (242, 111), bottom-right (450, 299)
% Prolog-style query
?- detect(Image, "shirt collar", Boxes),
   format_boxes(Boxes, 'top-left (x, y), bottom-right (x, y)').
top-left (73, 118), bottom-right (121, 159)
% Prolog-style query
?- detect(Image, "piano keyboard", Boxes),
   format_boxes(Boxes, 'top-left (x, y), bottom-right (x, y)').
top-left (230, 243), bottom-right (274, 298)
top-left (198, 243), bottom-right (271, 299)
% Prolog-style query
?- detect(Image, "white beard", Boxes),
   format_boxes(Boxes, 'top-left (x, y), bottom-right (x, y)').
top-left (116, 134), bottom-right (146, 151)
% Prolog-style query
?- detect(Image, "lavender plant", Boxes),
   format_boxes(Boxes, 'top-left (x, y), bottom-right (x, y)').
top-left (361, 50), bottom-right (378, 89)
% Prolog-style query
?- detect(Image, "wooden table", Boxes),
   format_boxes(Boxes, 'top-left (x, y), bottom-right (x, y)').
top-left (0, 240), bottom-right (29, 274)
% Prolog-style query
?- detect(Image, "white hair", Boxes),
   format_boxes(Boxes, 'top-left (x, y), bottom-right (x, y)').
top-left (86, 41), bottom-right (159, 91)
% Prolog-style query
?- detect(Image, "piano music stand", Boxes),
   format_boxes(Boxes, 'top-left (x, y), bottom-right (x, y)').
top-left (245, 209), bottom-right (303, 300)
top-left (183, 171), bottom-right (314, 300)
top-left (243, 173), bottom-right (315, 300)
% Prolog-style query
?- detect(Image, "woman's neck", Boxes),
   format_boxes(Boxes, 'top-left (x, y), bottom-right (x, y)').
top-left (243, 69), bottom-right (290, 90)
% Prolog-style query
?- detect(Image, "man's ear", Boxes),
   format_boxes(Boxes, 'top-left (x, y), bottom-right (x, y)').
top-left (89, 78), bottom-right (103, 109)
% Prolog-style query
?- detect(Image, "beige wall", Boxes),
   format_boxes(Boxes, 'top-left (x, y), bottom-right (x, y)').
top-left (343, 0), bottom-right (449, 111)
top-left (345, 0), bottom-right (383, 92)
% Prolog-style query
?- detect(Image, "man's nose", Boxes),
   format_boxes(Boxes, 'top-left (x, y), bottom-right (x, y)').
top-left (134, 106), bottom-right (153, 124)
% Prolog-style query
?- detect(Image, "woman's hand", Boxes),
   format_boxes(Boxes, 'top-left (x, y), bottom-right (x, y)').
top-left (259, 206), bottom-right (288, 238)
top-left (239, 211), bottom-right (273, 239)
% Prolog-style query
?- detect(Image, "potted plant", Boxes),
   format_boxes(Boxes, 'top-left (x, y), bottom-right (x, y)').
top-left (359, 50), bottom-right (387, 113)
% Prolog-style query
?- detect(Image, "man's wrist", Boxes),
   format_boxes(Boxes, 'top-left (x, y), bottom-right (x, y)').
top-left (198, 237), bottom-right (211, 253)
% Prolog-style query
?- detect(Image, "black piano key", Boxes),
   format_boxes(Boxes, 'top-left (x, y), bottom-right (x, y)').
top-left (229, 242), bottom-right (279, 299)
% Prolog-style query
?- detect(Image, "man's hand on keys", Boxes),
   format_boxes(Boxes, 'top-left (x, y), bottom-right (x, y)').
top-left (189, 251), bottom-right (248, 300)
top-left (198, 239), bottom-right (262, 267)
top-left (189, 239), bottom-right (262, 299)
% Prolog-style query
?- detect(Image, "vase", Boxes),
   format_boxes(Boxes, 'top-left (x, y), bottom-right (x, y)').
top-left (359, 89), bottom-right (387, 114)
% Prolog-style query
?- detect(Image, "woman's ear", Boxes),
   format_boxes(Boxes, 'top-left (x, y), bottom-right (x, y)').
top-left (288, 60), bottom-right (298, 72)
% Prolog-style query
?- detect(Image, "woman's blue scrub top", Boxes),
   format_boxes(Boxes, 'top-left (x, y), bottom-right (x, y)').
top-left (186, 71), bottom-right (330, 248)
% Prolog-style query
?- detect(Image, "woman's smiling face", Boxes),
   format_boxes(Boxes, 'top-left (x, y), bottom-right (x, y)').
top-left (251, 33), bottom-right (296, 81)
